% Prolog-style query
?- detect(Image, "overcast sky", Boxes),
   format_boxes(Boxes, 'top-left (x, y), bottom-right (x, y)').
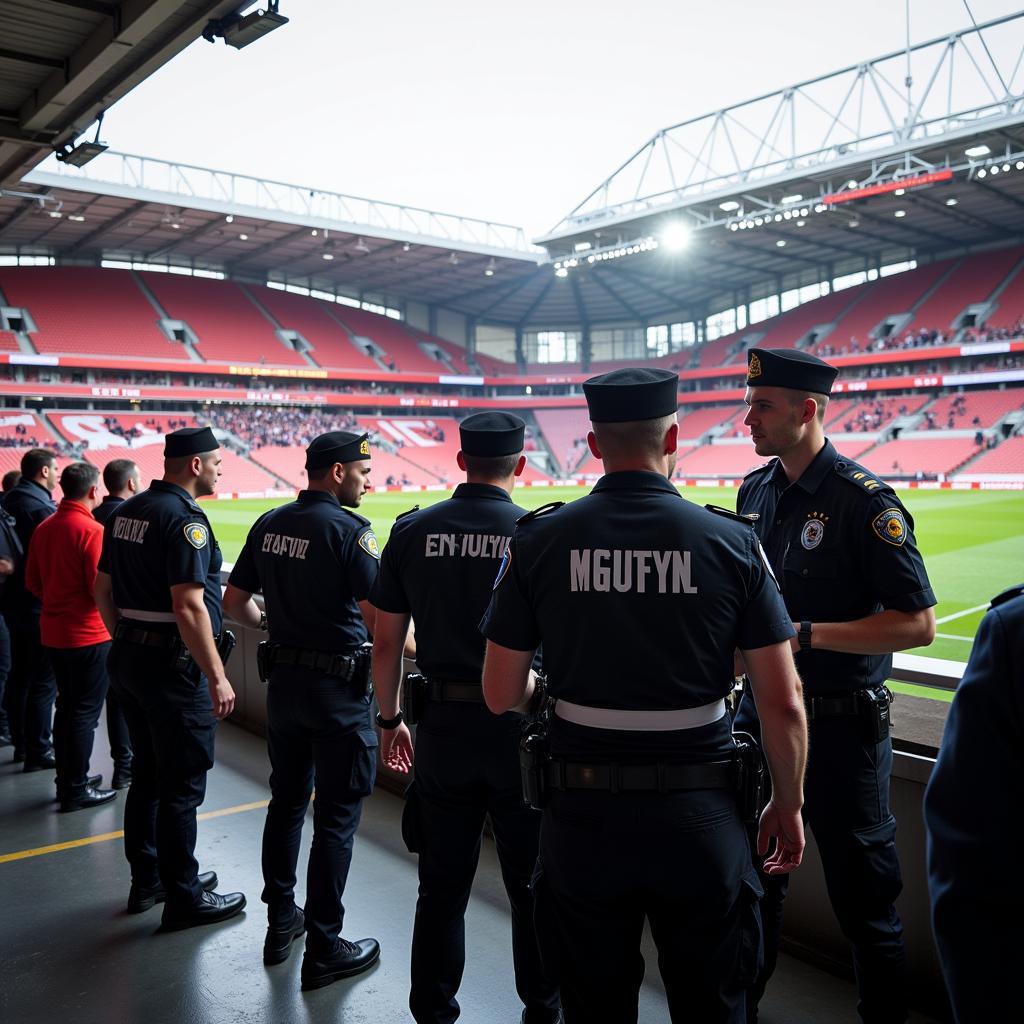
top-left (98, 0), bottom-right (1021, 239)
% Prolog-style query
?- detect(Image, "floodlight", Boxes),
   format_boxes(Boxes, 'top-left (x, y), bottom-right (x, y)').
top-left (660, 221), bottom-right (691, 251)
top-left (894, 188), bottom-right (905, 196)
top-left (573, 241), bottom-right (592, 252)
top-left (1003, 163), bottom-right (1012, 173)
top-left (894, 210), bottom-right (906, 218)
top-left (55, 140), bottom-right (107, 167)
top-left (795, 220), bottom-right (805, 227)
top-left (945, 198), bottom-right (958, 206)
top-left (846, 180), bottom-right (858, 189)
top-left (322, 253), bottom-right (334, 261)
top-left (781, 194), bottom-right (802, 204)
top-left (773, 213), bottom-right (782, 222)
top-left (554, 267), bottom-right (568, 278)
top-left (977, 169), bottom-right (987, 178)
top-left (964, 144), bottom-right (991, 158)
top-left (1017, 162), bottom-right (1024, 171)
top-left (485, 258), bottom-right (496, 276)
top-left (204, 4), bottom-right (288, 49)
top-left (239, 233), bottom-right (249, 240)
top-left (402, 242), bottom-right (411, 252)
top-left (776, 240), bottom-right (786, 247)
top-left (226, 215), bottom-right (235, 223)
top-left (990, 166), bottom-right (1000, 175)
top-left (718, 200), bottom-right (740, 212)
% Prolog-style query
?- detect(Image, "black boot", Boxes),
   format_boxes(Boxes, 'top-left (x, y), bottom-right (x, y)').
top-left (159, 890), bottom-right (246, 932)
top-left (300, 937), bottom-right (380, 991)
top-left (264, 905), bottom-right (306, 965)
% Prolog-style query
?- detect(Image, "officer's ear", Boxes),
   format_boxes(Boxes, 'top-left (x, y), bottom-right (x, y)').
top-left (663, 420), bottom-right (679, 456)
top-left (513, 454), bottom-right (527, 478)
top-left (586, 430), bottom-right (602, 460)
top-left (456, 450), bottom-right (468, 472)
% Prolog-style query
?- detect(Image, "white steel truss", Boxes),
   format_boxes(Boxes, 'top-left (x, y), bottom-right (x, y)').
top-left (544, 11), bottom-right (1024, 241)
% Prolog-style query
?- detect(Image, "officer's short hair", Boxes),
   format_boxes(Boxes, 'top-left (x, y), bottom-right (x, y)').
top-left (306, 464), bottom-right (333, 482)
top-left (60, 461), bottom-right (100, 500)
top-left (103, 458), bottom-right (138, 493)
top-left (20, 448), bottom-right (56, 480)
top-left (788, 390), bottom-right (829, 422)
top-left (164, 449), bottom-right (218, 474)
top-left (462, 453), bottom-right (521, 480)
top-left (1, 469), bottom-right (20, 492)
top-left (592, 413), bottom-right (676, 457)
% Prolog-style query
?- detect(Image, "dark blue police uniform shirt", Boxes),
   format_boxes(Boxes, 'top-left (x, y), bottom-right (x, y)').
top-left (924, 584), bottom-right (1024, 1022)
top-left (228, 489), bottom-right (379, 653)
top-left (481, 471), bottom-right (794, 758)
top-left (98, 479), bottom-right (224, 634)
top-left (93, 495), bottom-right (124, 526)
top-left (737, 439), bottom-right (935, 696)
top-left (371, 482), bottom-right (524, 681)
top-left (1, 478), bottom-right (57, 621)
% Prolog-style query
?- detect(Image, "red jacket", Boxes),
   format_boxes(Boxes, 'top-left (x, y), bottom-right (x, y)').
top-left (25, 499), bottom-right (109, 649)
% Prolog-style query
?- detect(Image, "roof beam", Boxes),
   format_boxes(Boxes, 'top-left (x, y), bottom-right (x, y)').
top-left (145, 215), bottom-right (224, 260)
top-left (0, 198), bottom-right (46, 236)
top-left (589, 270), bottom-right (646, 321)
top-left (608, 267), bottom-right (691, 314)
top-left (63, 200), bottom-right (148, 255)
top-left (514, 276), bottom-right (555, 326)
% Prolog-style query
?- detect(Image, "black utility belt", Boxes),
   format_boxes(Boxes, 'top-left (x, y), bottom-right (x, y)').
top-left (113, 622), bottom-right (235, 674)
top-left (403, 673), bottom-right (483, 724)
top-left (546, 758), bottom-right (734, 794)
top-left (806, 686), bottom-right (893, 743)
top-left (257, 641), bottom-right (370, 686)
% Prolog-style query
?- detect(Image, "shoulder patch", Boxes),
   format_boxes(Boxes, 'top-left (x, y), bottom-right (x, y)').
top-left (515, 501), bottom-right (564, 525)
top-left (871, 507), bottom-right (908, 546)
top-left (991, 584), bottom-right (1024, 608)
top-left (357, 529), bottom-right (380, 559)
top-left (183, 522), bottom-right (209, 550)
top-left (395, 505), bottom-right (420, 522)
top-left (835, 461), bottom-right (888, 493)
top-left (492, 544), bottom-right (512, 590)
top-left (705, 503), bottom-right (759, 525)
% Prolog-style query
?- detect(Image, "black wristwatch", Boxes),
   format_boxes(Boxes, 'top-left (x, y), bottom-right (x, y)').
top-left (375, 710), bottom-right (404, 729)
top-left (798, 620), bottom-right (813, 652)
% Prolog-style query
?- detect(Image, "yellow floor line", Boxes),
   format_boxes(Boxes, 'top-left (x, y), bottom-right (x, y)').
top-left (0, 798), bottom-right (269, 865)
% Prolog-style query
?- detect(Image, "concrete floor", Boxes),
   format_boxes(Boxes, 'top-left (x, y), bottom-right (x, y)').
top-left (0, 718), bottom-right (939, 1024)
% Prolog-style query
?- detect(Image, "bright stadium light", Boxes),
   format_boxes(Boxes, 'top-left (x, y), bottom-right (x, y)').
top-left (965, 144), bottom-right (991, 158)
top-left (204, 3), bottom-right (288, 49)
top-left (945, 198), bottom-right (958, 206)
top-left (776, 240), bottom-right (786, 247)
top-left (573, 241), bottom-right (592, 252)
top-left (554, 267), bottom-right (568, 278)
top-left (781, 194), bottom-right (802, 204)
top-left (660, 221), bottom-right (691, 252)
top-left (977, 168), bottom-right (987, 178)
top-left (719, 200), bottom-right (740, 212)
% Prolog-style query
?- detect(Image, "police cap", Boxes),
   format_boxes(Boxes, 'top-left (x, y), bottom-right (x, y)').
top-left (746, 347), bottom-right (838, 395)
top-left (459, 412), bottom-right (525, 457)
top-left (582, 367), bottom-right (679, 423)
top-left (164, 426), bottom-right (219, 458)
top-left (305, 430), bottom-right (371, 471)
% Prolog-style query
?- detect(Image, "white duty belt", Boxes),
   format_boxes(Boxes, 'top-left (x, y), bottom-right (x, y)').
top-left (553, 698), bottom-right (727, 732)
top-left (119, 609), bottom-right (177, 623)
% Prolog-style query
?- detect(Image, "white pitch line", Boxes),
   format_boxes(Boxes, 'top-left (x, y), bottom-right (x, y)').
top-left (935, 603), bottom-right (990, 625)
top-left (935, 632), bottom-right (975, 643)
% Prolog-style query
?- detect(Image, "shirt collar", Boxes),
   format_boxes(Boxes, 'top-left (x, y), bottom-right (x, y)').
top-left (452, 482), bottom-right (513, 502)
top-left (150, 479), bottom-right (196, 503)
top-left (21, 478), bottom-right (55, 502)
top-left (592, 470), bottom-right (680, 496)
top-left (57, 498), bottom-right (94, 517)
top-left (770, 439), bottom-right (838, 494)
top-left (101, 495), bottom-right (123, 504)
top-left (297, 489), bottom-right (341, 506)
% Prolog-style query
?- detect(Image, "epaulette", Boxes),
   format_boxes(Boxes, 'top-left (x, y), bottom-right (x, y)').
top-left (515, 501), bottom-right (564, 525)
top-left (991, 584), bottom-right (1024, 608)
top-left (705, 504), bottom-right (759, 525)
top-left (340, 507), bottom-right (371, 527)
top-left (834, 459), bottom-right (889, 494)
top-left (394, 505), bottom-right (420, 522)
top-left (742, 460), bottom-right (775, 480)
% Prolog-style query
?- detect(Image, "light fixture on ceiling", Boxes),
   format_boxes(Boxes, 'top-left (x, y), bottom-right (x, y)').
top-left (719, 200), bottom-right (740, 212)
top-left (239, 233), bottom-right (249, 241)
top-left (54, 111), bottom-right (108, 168)
top-left (448, 252), bottom-right (460, 266)
top-left (945, 197), bottom-right (958, 206)
top-left (660, 220), bottom-right (691, 252)
top-left (965, 144), bottom-right (991, 158)
top-left (894, 209), bottom-right (907, 218)
top-left (484, 258), bottom-right (496, 277)
top-left (203, 2), bottom-right (288, 49)
top-left (781, 194), bottom-right (803, 204)
top-left (402, 242), bottom-right (411, 252)
top-left (225, 214), bottom-right (234, 223)
top-left (776, 240), bottom-right (786, 247)
top-left (354, 237), bottom-right (370, 253)
top-left (67, 214), bottom-right (85, 222)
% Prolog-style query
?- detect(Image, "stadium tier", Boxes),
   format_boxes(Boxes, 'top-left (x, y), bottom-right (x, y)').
top-left (856, 436), bottom-right (980, 477)
top-left (330, 307), bottom-right (448, 374)
top-left (826, 395), bottom-right (928, 432)
top-left (139, 272), bottom-right (308, 366)
top-left (245, 285), bottom-right (382, 372)
top-left (358, 416), bottom-right (462, 482)
top-left (0, 267), bottom-right (187, 359)
top-left (676, 405), bottom-right (737, 439)
top-left (755, 286), bottom-right (864, 352)
top-left (924, 388), bottom-right (1024, 428)
top-left (676, 444), bottom-right (764, 477)
top-left (955, 434), bottom-right (1024, 477)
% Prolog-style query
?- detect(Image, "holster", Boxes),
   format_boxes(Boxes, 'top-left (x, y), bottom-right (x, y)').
top-left (732, 730), bottom-right (768, 827)
top-left (257, 640), bottom-right (271, 683)
top-left (519, 725), bottom-right (550, 811)
top-left (403, 672), bottom-right (427, 725)
top-left (857, 686), bottom-right (893, 743)
top-left (173, 630), bottom-right (235, 677)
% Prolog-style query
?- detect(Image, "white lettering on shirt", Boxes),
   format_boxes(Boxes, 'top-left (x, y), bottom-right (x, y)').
top-left (261, 532), bottom-right (310, 560)
top-left (569, 549), bottom-right (697, 594)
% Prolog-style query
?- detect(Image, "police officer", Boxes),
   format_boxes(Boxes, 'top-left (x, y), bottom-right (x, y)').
top-left (924, 583), bottom-right (1023, 1024)
top-left (93, 457), bottom-right (140, 790)
top-left (94, 426), bottom-right (244, 928)
top-left (370, 411), bottom-right (561, 1024)
top-left (222, 430), bottom-right (381, 991)
top-left (2, 448), bottom-right (58, 769)
top-left (481, 368), bottom-right (809, 1024)
top-left (735, 348), bottom-right (937, 1024)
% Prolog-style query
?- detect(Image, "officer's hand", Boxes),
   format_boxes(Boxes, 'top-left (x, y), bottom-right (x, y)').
top-left (757, 798), bottom-right (805, 875)
top-left (381, 722), bottom-right (414, 774)
top-left (209, 675), bottom-right (236, 720)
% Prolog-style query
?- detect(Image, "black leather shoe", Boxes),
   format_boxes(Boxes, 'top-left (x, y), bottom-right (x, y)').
top-left (264, 905), bottom-right (306, 965)
top-left (521, 1011), bottom-right (564, 1024)
top-left (23, 751), bottom-right (57, 772)
top-left (111, 768), bottom-right (132, 790)
top-left (300, 937), bottom-right (380, 991)
top-left (59, 785), bottom-right (117, 812)
top-left (55, 774), bottom-right (102, 801)
top-left (127, 871), bottom-right (218, 914)
top-left (160, 890), bottom-right (246, 932)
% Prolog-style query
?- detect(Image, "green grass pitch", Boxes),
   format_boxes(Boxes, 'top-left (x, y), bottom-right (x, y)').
top-left (207, 484), bottom-right (1024, 676)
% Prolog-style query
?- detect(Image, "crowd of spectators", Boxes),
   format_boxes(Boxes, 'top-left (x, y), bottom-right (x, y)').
top-left (201, 406), bottom-right (361, 449)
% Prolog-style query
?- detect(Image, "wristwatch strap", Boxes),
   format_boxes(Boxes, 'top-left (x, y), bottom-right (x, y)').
top-left (799, 620), bottom-right (813, 652)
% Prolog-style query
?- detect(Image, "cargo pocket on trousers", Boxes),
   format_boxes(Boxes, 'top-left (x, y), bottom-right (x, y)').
top-left (401, 780), bottom-right (422, 854)
top-left (349, 728), bottom-right (379, 797)
top-left (851, 814), bottom-right (902, 906)
top-left (735, 867), bottom-right (765, 986)
top-left (180, 712), bottom-right (216, 775)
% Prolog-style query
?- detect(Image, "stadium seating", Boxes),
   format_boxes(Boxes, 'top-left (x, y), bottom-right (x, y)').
top-left (245, 286), bottom-right (381, 371)
top-left (676, 405), bottom-right (736, 439)
top-left (359, 416), bottom-right (462, 482)
top-left (826, 395), bottom-right (928, 432)
top-left (675, 444), bottom-right (767, 477)
top-left (924, 388), bottom-right (1024, 428)
top-left (0, 331), bottom-right (20, 352)
top-left (140, 273), bottom-right (307, 365)
top-left (955, 435), bottom-right (1024, 477)
top-left (856, 437), bottom-right (980, 478)
top-left (755, 287), bottom-right (865, 352)
top-left (533, 409), bottom-right (590, 474)
top-left (0, 267), bottom-right (188, 359)
top-left (330, 308), bottom-right (447, 374)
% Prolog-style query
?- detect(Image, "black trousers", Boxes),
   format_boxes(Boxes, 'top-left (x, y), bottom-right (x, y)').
top-left (107, 641), bottom-right (216, 909)
top-left (404, 703), bottom-right (559, 1024)
top-left (537, 786), bottom-right (760, 1024)
top-left (0, 614), bottom-right (10, 736)
top-left (7, 620), bottom-right (56, 761)
top-left (104, 684), bottom-right (133, 773)
top-left (49, 641), bottom-right (110, 800)
top-left (261, 666), bottom-right (377, 955)
top-left (735, 691), bottom-right (906, 1024)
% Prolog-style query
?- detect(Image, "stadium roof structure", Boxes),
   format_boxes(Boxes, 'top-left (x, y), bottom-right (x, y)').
top-left (0, 0), bottom-right (249, 186)
top-left (5, 10), bottom-right (1024, 332)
